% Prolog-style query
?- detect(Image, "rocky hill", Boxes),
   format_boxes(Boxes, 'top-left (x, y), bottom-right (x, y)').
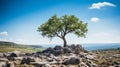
top-left (0, 44), bottom-right (120, 67)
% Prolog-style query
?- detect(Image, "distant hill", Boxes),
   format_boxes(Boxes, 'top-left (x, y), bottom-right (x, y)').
top-left (0, 41), bottom-right (17, 46)
top-left (0, 41), bottom-right (42, 47)
top-left (0, 41), bottom-right (44, 53)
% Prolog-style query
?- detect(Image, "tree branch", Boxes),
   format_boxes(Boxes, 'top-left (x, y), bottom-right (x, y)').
top-left (55, 32), bottom-right (62, 38)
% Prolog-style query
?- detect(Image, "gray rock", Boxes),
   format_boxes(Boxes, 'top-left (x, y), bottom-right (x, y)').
top-left (0, 58), bottom-right (8, 61)
top-left (63, 47), bottom-right (72, 54)
top-left (10, 53), bottom-right (17, 57)
top-left (62, 57), bottom-right (80, 65)
top-left (42, 47), bottom-right (55, 54)
top-left (46, 57), bottom-right (53, 62)
top-left (79, 62), bottom-right (88, 67)
top-left (21, 57), bottom-right (35, 64)
top-left (0, 62), bottom-right (6, 67)
top-left (0, 53), bottom-right (3, 57)
top-left (54, 50), bottom-right (63, 56)
top-left (54, 46), bottom-right (63, 50)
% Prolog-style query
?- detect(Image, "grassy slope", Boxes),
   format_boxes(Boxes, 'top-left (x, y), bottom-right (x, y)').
top-left (92, 48), bottom-right (120, 66)
top-left (0, 41), bottom-right (44, 53)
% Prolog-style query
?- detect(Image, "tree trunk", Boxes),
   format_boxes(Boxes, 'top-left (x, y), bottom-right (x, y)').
top-left (62, 36), bottom-right (67, 47)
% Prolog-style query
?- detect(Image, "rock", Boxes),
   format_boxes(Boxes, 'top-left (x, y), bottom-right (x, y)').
top-left (21, 58), bottom-right (28, 64)
top-left (86, 59), bottom-right (98, 67)
top-left (86, 54), bottom-right (96, 60)
top-left (69, 44), bottom-right (76, 50)
top-left (10, 53), bottom-right (17, 57)
top-left (0, 58), bottom-right (8, 62)
top-left (0, 53), bottom-right (3, 57)
top-left (21, 57), bottom-right (35, 64)
top-left (34, 57), bottom-right (41, 62)
top-left (3, 53), bottom-right (11, 57)
top-left (36, 51), bottom-right (42, 54)
top-left (31, 62), bottom-right (48, 67)
top-left (54, 45), bottom-right (63, 50)
top-left (54, 50), bottom-right (63, 56)
top-left (9, 62), bottom-right (15, 67)
top-left (63, 47), bottom-right (72, 54)
top-left (0, 62), bottom-right (6, 67)
top-left (46, 57), bottom-right (53, 62)
top-left (14, 57), bottom-right (23, 60)
top-left (6, 61), bottom-right (11, 67)
top-left (79, 62), bottom-right (88, 67)
top-left (44, 64), bottom-right (51, 67)
top-left (113, 61), bottom-right (120, 65)
top-left (62, 57), bottom-right (80, 65)
top-left (74, 45), bottom-right (82, 54)
top-left (25, 53), bottom-right (32, 56)
top-left (42, 47), bottom-right (55, 54)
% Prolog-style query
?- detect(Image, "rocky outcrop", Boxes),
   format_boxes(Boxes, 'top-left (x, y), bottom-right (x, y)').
top-left (0, 44), bottom-right (119, 67)
top-left (41, 44), bottom-right (87, 56)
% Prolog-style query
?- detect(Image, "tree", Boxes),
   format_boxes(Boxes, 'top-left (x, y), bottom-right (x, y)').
top-left (37, 15), bottom-right (88, 47)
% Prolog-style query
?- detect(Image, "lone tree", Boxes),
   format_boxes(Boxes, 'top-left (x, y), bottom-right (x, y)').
top-left (37, 15), bottom-right (88, 47)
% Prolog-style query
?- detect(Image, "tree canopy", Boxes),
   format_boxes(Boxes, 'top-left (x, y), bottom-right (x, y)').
top-left (38, 15), bottom-right (88, 47)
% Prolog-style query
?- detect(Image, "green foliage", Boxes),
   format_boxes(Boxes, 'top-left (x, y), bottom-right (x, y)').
top-left (38, 15), bottom-right (88, 38)
top-left (38, 15), bottom-right (88, 46)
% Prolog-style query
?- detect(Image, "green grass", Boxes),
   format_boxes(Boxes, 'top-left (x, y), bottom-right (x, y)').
top-left (92, 49), bottom-right (120, 65)
top-left (0, 46), bottom-right (44, 53)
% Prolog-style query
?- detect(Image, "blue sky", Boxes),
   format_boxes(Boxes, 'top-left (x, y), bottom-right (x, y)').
top-left (0, 0), bottom-right (120, 45)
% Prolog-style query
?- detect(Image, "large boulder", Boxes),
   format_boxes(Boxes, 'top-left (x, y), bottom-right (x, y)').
top-left (54, 50), bottom-right (63, 56)
top-left (10, 53), bottom-right (17, 57)
top-left (62, 57), bottom-right (80, 65)
top-left (0, 62), bottom-right (6, 67)
top-left (54, 45), bottom-right (63, 50)
top-left (25, 53), bottom-right (32, 56)
top-left (69, 44), bottom-right (76, 50)
top-left (63, 47), bottom-right (72, 53)
top-left (42, 47), bottom-right (55, 54)
top-left (21, 57), bottom-right (35, 64)
top-left (21, 58), bottom-right (29, 64)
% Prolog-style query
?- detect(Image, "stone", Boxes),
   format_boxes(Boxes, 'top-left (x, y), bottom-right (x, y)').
top-left (21, 57), bottom-right (35, 64)
top-left (0, 53), bottom-right (3, 57)
top-left (36, 51), bottom-right (42, 54)
top-left (54, 50), bottom-right (63, 56)
top-left (10, 53), bottom-right (17, 57)
top-left (70, 44), bottom-right (76, 50)
top-left (46, 57), bottom-right (53, 62)
top-left (0, 62), bottom-right (6, 67)
top-left (13, 57), bottom-right (23, 61)
top-left (62, 57), bottom-right (80, 65)
top-left (42, 47), bottom-right (55, 54)
top-left (0, 58), bottom-right (8, 62)
top-left (79, 62), bottom-right (88, 67)
top-left (54, 45), bottom-right (63, 50)
top-left (25, 53), bottom-right (32, 56)
top-left (86, 54), bottom-right (96, 60)
top-left (44, 64), bottom-right (51, 67)
top-left (63, 47), bottom-right (72, 54)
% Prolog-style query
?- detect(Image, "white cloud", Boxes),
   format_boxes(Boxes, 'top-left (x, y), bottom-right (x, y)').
top-left (0, 32), bottom-right (8, 36)
top-left (91, 17), bottom-right (100, 22)
top-left (89, 2), bottom-right (116, 9)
